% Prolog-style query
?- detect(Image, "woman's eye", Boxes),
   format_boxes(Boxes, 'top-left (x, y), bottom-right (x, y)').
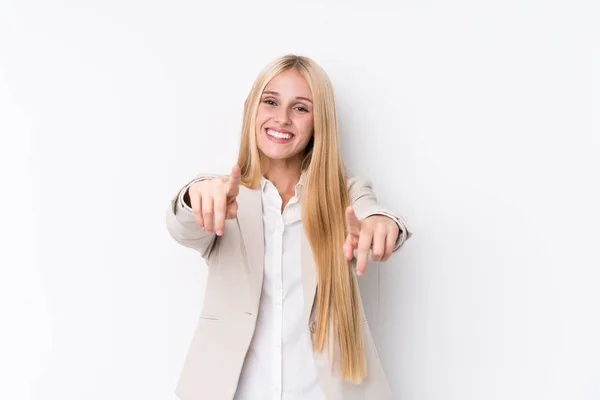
top-left (262, 99), bottom-right (308, 113)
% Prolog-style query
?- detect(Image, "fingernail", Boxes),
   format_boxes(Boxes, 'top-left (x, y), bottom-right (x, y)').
top-left (217, 230), bottom-right (223, 236)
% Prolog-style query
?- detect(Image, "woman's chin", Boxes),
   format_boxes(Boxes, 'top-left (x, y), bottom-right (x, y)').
top-left (263, 153), bottom-right (290, 161)
top-left (258, 145), bottom-right (287, 160)
top-left (258, 148), bottom-right (304, 164)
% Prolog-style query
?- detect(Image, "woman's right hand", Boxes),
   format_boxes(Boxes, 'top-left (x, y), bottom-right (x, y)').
top-left (188, 165), bottom-right (241, 236)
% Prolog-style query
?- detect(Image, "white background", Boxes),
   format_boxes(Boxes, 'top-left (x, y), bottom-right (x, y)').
top-left (1, 1), bottom-right (599, 399)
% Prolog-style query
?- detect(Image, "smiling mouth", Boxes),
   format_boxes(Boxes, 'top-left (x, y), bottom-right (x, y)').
top-left (266, 128), bottom-right (294, 140)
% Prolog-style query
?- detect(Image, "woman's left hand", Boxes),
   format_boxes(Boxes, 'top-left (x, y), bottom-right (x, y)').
top-left (343, 206), bottom-right (400, 276)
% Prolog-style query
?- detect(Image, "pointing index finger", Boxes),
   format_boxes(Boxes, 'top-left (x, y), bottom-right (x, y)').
top-left (226, 165), bottom-right (241, 199)
top-left (345, 206), bottom-right (361, 236)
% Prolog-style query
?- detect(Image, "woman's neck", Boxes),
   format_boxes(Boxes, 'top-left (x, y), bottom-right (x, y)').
top-left (263, 159), bottom-right (303, 195)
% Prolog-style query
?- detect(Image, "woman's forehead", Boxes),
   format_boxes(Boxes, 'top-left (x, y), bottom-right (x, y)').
top-left (263, 69), bottom-right (312, 99)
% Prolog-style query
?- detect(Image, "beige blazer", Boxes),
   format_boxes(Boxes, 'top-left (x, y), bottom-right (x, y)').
top-left (166, 174), bottom-right (412, 400)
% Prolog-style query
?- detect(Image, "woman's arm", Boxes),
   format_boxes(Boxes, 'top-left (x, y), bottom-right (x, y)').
top-left (348, 176), bottom-right (413, 253)
top-left (165, 174), bottom-right (221, 259)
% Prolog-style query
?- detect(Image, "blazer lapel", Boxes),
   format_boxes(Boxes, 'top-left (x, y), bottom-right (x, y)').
top-left (236, 185), bottom-right (265, 310)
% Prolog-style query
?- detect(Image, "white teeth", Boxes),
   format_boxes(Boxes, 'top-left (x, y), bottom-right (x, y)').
top-left (267, 129), bottom-right (292, 140)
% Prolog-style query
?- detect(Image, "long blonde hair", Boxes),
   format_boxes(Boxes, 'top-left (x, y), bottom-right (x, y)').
top-left (236, 55), bottom-right (366, 383)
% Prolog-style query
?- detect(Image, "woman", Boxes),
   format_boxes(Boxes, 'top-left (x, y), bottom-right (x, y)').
top-left (166, 54), bottom-right (412, 400)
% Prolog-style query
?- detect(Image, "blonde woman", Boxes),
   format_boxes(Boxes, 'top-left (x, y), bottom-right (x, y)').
top-left (166, 54), bottom-right (412, 400)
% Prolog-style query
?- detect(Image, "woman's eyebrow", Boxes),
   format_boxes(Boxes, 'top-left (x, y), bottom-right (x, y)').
top-left (262, 91), bottom-right (313, 104)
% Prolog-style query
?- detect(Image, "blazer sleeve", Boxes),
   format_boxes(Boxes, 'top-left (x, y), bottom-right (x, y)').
top-left (165, 173), bottom-right (224, 259)
top-left (348, 176), bottom-right (413, 252)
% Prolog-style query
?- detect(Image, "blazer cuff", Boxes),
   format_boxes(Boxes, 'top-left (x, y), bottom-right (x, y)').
top-left (177, 177), bottom-right (219, 214)
top-left (363, 212), bottom-right (412, 252)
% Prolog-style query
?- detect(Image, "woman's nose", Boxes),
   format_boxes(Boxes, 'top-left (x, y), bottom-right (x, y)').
top-left (274, 107), bottom-right (291, 125)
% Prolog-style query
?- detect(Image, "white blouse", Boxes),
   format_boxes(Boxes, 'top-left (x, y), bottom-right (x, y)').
top-left (234, 173), bottom-right (325, 399)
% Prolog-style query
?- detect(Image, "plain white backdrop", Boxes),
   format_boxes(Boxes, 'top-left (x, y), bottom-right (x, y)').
top-left (1, 1), bottom-right (599, 399)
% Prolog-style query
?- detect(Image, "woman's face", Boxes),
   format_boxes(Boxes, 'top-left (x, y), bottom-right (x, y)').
top-left (255, 69), bottom-right (314, 164)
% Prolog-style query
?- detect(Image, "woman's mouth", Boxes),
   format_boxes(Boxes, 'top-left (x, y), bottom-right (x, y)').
top-left (265, 128), bottom-right (294, 143)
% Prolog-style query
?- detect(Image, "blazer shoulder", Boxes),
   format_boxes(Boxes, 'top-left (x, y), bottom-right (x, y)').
top-left (347, 175), bottom-right (373, 189)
